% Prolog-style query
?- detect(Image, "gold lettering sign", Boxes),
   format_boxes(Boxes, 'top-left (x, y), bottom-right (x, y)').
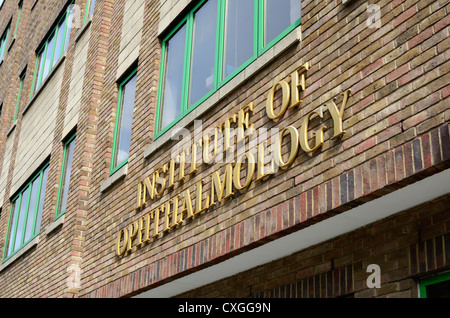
top-left (116, 62), bottom-right (351, 257)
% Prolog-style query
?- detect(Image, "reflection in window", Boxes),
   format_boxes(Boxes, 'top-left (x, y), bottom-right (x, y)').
top-left (32, 5), bottom-right (73, 94)
top-left (189, 0), bottom-right (217, 107)
top-left (156, 0), bottom-right (301, 136)
top-left (223, 0), bottom-right (254, 78)
top-left (112, 70), bottom-right (138, 172)
top-left (56, 135), bottom-right (76, 218)
top-left (53, 18), bottom-right (67, 67)
top-left (0, 23), bottom-right (10, 61)
top-left (3, 165), bottom-right (49, 260)
top-left (89, 0), bottom-right (96, 17)
top-left (264, 0), bottom-right (301, 46)
top-left (160, 24), bottom-right (187, 129)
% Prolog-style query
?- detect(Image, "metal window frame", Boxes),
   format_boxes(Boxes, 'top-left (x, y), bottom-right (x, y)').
top-left (154, 0), bottom-right (301, 140)
top-left (2, 163), bottom-right (49, 263)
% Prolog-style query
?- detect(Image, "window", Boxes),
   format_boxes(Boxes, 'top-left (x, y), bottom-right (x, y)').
top-left (2, 164), bottom-right (49, 262)
top-left (84, 0), bottom-right (96, 23)
top-left (420, 272), bottom-right (450, 298)
top-left (55, 134), bottom-right (76, 220)
top-left (30, 4), bottom-right (73, 95)
top-left (155, 0), bottom-right (301, 137)
top-left (14, 1), bottom-right (23, 38)
top-left (13, 70), bottom-right (26, 122)
top-left (111, 69), bottom-right (138, 174)
top-left (0, 23), bottom-right (10, 61)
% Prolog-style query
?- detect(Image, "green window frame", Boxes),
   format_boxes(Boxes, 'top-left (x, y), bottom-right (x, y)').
top-left (111, 68), bottom-right (138, 175)
top-left (83, 0), bottom-right (96, 24)
top-left (14, 1), bottom-right (23, 37)
top-left (419, 272), bottom-right (450, 298)
top-left (155, 0), bottom-right (301, 139)
top-left (30, 3), bottom-right (74, 97)
top-left (0, 23), bottom-right (10, 61)
top-left (13, 70), bottom-right (26, 122)
top-left (55, 134), bottom-right (76, 220)
top-left (2, 163), bottom-right (49, 263)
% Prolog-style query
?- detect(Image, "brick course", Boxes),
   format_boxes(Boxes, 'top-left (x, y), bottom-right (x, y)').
top-left (0, 0), bottom-right (448, 298)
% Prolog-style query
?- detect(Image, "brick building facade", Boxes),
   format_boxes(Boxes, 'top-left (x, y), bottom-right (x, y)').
top-left (0, 0), bottom-right (449, 298)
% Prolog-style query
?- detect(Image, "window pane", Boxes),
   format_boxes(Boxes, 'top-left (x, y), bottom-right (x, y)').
top-left (264, 0), bottom-right (301, 45)
top-left (115, 73), bottom-right (137, 167)
top-left (7, 200), bottom-right (20, 257)
top-left (223, 0), bottom-right (254, 79)
top-left (59, 138), bottom-right (76, 214)
top-left (90, 0), bottom-right (96, 16)
top-left (188, 0), bottom-right (218, 107)
top-left (426, 280), bottom-right (450, 298)
top-left (24, 176), bottom-right (40, 243)
top-left (14, 187), bottom-right (30, 251)
top-left (35, 51), bottom-right (45, 92)
top-left (160, 24), bottom-right (187, 130)
top-left (42, 34), bottom-right (55, 81)
top-left (53, 19), bottom-right (66, 67)
top-left (0, 28), bottom-right (7, 60)
top-left (34, 166), bottom-right (49, 235)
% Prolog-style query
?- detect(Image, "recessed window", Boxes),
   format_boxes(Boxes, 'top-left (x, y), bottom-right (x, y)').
top-left (30, 4), bottom-right (74, 95)
top-left (111, 69), bottom-right (138, 174)
top-left (13, 70), bottom-right (26, 122)
top-left (420, 272), bottom-right (450, 298)
top-left (2, 164), bottom-right (49, 262)
top-left (155, 0), bottom-right (301, 138)
top-left (0, 23), bottom-right (10, 61)
top-left (55, 134), bottom-right (76, 220)
top-left (14, 1), bottom-right (23, 38)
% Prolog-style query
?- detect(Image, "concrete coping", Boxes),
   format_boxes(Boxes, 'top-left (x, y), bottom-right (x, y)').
top-left (75, 18), bottom-right (92, 43)
top-left (100, 163), bottom-right (129, 193)
top-left (144, 25), bottom-right (302, 160)
top-left (6, 121), bottom-right (16, 138)
top-left (7, 37), bottom-right (16, 52)
top-left (0, 236), bottom-right (40, 273)
top-left (31, 0), bottom-right (38, 11)
top-left (46, 215), bottom-right (65, 235)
